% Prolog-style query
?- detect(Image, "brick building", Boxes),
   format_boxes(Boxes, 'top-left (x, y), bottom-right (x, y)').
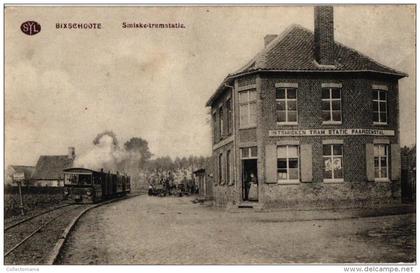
top-left (205, 6), bottom-right (407, 208)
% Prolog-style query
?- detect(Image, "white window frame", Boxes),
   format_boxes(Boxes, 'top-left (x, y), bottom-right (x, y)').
top-left (322, 87), bottom-right (342, 124)
top-left (374, 144), bottom-right (389, 181)
top-left (238, 89), bottom-right (257, 129)
top-left (276, 87), bottom-right (298, 125)
top-left (277, 145), bottom-right (300, 183)
top-left (372, 88), bottom-right (388, 125)
top-left (323, 144), bottom-right (344, 183)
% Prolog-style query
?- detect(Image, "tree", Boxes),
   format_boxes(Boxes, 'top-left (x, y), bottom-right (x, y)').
top-left (124, 137), bottom-right (152, 163)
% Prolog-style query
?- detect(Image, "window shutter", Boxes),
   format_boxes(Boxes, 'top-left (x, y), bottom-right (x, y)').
top-left (391, 144), bottom-right (401, 180)
top-left (366, 143), bottom-right (375, 181)
top-left (300, 144), bottom-right (313, 182)
top-left (265, 144), bottom-right (277, 183)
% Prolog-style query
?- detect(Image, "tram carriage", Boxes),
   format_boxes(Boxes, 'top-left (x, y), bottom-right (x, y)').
top-left (63, 168), bottom-right (131, 203)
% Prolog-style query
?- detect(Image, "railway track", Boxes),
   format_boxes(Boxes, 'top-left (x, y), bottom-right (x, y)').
top-left (4, 204), bottom-right (88, 265)
top-left (4, 194), bottom-right (139, 265)
top-left (5, 203), bottom-right (74, 231)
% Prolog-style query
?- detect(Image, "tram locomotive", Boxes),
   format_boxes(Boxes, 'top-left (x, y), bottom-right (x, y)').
top-left (63, 168), bottom-right (131, 203)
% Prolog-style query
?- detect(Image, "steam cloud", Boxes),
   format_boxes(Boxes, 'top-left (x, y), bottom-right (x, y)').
top-left (73, 132), bottom-right (140, 173)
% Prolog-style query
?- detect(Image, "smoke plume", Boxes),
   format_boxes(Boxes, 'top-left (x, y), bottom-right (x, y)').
top-left (74, 132), bottom-right (130, 173)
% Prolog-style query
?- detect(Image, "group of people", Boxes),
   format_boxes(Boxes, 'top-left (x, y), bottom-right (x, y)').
top-left (148, 171), bottom-right (197, 196)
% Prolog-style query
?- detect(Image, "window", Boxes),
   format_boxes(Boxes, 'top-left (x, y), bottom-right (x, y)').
top-left (374, 144), bottom-right (389, 180)
top-left (323, 144), bottom-right (344, 181)
top-left (322, 87), bottom-right (342, 123)
top-left (212, 112), bottom-right (217, 143)
top-left (64, 174), bottom-right (78, 185)
top-left (226, 98), bottom-right (233, 135)
top-left (241, 146), bottom-right (257, 159)
top-left (64, 174), bottom-right (92, 185)
top-left (372, 89), bottom-right (387, 124)
top-left (226, 150), bottom-right (231, 184)
top-left (239, 89), bottom-right (256, 128)
top-left (218, 153), bottom-right (223, 184)
top-left (277, 145), bottom-right (299, 182)
top-left (276, 88), bottom-right (297, 124)
top-left (218, 106), bottom-right (224, 139)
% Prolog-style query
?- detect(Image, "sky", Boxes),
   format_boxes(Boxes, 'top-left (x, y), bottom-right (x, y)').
top-left (5, 5), bottom-right (416, 166)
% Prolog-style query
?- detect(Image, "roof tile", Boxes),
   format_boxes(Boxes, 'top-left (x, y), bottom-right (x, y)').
top-left (31, 155), bottom-right (74, 180)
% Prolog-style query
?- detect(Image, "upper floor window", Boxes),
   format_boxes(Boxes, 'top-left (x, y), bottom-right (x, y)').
top-left (212, 112), bottom-right (217, 143)
top-left (226, 98), bottom-right (233, 135)
top-left (374, 144), bottom-right (389, 180)
top-left (276, 87), bottom-right (297, 124)
top-left (322, 87), bottom-right (342, 124)
top-left (372, 87), bottom-right (388, 125)
top-left (218, 106), bottom-right (224, 139)
top-left (239, 89), bottom-right (257, 128)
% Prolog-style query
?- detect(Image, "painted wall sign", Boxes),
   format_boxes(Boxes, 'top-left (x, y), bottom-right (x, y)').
top-left (269, 128), bottom-right (395, 137)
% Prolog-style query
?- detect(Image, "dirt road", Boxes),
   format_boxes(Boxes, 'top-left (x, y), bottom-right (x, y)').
top-left (58, 195), bottom-right (415, 264)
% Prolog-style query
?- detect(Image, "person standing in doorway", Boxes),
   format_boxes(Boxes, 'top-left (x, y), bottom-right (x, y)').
top-left (244, 172), bottom-right (256, 201)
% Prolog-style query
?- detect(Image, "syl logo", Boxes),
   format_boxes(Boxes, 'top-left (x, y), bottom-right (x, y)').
top-left (20, 21), bottom-right (41, 36)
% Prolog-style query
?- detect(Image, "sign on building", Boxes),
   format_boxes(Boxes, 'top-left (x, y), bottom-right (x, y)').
top-left (269, 129), bottom-right (395, 137)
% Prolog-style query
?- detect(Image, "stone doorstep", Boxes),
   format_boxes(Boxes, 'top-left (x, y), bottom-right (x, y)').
top-left (222, 200), bottom-right (415, 215)
top-left (259, 202), bottom-right (416, 213)
top-left (232, 201), bottom-right (264, 210)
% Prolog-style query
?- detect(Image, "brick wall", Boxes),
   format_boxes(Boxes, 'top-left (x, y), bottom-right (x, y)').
top-left (259, 73), bottom-right (399, 131)
top-left (210, 72), bottom-right (401, 208)
top-left (212, 141), bottom-right (240, 206)
top-left (211, 87), bottom-right (233, 144)
top-left (257, 73), bottom-right (400, 207)
top-left (262, 181), bottom-right (398, 209)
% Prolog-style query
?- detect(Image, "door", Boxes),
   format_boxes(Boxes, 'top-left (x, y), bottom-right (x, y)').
top-left (242, 159), bottom-right (258, 202)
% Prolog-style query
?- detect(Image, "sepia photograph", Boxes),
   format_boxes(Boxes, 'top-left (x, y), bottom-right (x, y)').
top-left (2, 3), bottom-right (417, 270)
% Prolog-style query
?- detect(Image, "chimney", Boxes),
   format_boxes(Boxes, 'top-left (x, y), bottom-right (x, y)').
top-left (264, 34), bottom-right (278, 47)
top-left (68, 146), bottom-right (75, 160)
top-left (314, 6), bottom-right (335, 65)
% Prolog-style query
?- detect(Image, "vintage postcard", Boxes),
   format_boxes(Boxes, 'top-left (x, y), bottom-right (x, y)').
top-left (3, 4), bottom-right (416, 270)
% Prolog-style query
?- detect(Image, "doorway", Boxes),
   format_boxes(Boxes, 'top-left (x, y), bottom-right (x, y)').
top-left (242, 159), bottom-right (258, 202)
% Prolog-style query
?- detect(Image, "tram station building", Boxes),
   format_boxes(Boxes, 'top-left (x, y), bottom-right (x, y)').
top-left (205, 6), bottom-right (407, 208)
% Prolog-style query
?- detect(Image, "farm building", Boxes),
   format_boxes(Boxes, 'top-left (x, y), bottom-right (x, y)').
top-left (31, 147), bottom-right (75, 187)
top-left (206, 6), bottom-right (407, 208)
top-left (5, 165), bottom-right (35, 185)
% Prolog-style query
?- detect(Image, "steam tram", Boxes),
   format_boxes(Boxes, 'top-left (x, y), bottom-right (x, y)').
top-left (63, 168), bottom-right (131, 203)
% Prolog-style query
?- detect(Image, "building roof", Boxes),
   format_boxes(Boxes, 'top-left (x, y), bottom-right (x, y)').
top-left (206, 24), bottom-right (407, 107)
top-left (31, 155), bottom-right (74, 180)
top-left (9, 165), bottom-right (35, 179)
